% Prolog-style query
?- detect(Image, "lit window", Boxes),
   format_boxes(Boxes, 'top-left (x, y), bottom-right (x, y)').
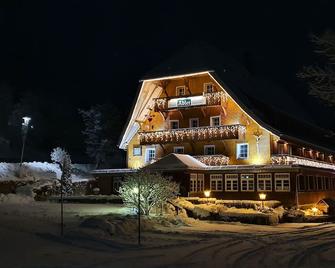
top-left (176, 86), bottom-right (186, 96)
top-left (204, 145), bottom-right (215, 155)
top-left (204, 83), bottom-right (214, 93)
top-left (170, 120), bottom-right (179, 129)
top-left (237, 143), bottom-right (249, 159)
top-left (145, 148), bottom-right (156, 163)
top-left (133, 146), bottom-right (142, 156)
top-left (241, 174), bottom-right (254, 191)
top-left (225, 174), bottom-right (238, 191)
top-left (190, 173), bottom-right (204, 192)
top-left (257, 173), bottom-right (272, 191)
top-left (174, 146), bottom-right (184, 154)
top-left (210, 116), bottom-right (221, 127)
top-left (189, 118), bottom-right (199, 128)
top-left (274, 173), bottom-right (290, 191)
top-left (210, 174), bottom-right (223, 191)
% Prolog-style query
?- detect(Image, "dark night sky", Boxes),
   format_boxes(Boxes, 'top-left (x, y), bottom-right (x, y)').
top-left (0, 0), bottom-right (335, 162)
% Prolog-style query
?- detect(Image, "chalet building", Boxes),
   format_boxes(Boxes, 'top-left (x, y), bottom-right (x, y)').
top-left (97, 44), bottom-right (335, 207)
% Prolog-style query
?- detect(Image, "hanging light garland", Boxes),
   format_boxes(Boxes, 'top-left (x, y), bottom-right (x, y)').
top-left (139, 124), bottom-right (246, 144)
top-left (194, 155), bottom-right (230, 166)
top-left (271, 154), bottom-right (335, 171)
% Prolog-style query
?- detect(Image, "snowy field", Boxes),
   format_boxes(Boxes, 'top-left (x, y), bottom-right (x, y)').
top-left (1, 200), bottom-right (335, 268)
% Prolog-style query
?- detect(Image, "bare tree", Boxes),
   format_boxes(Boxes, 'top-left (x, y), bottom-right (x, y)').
top-left (297, 31), bottom-right (335, 106)
top-left (119, 171), bottom-right (179, 216)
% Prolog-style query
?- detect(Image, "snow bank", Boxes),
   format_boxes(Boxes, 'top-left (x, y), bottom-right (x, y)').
top-left (0, 193), bottom-right (34, 204)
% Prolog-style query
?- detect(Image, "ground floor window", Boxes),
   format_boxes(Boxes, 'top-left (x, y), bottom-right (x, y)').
top-left (275, 173), bottom-right (290, 191)
top-left (145, 147), bottom-right (156, 163)
top-left (112, 177), bottom-right (122, 192)
top-left (173, 146), bottom-right (184, 154)
top-left (257, 173), bottom-right (272, 191)
top-left (225, 174), bottom-right (238, 191)
top-left (210, 174), bottom-right (223, 191)
top-left (190, 173), bottom-right (204, 193)
top-left (241, 174), bottom-right (254, 191)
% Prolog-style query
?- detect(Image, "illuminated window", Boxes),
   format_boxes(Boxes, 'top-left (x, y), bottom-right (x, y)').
top-left (237, 143), bottom-right (249, 159)
top-left (173, 146), bottom-right (184, 154)
top-left (210, 174), bottom-right (223, 191)
top-left (210, 116), bottom-right (221, 127)
top-left (274, 173), bottom-right (290, 192)
top-left (133, 146), bottom-right (142, 156)
top-left (204, 83), bottom-right (214, 93)
top-left (145, 148), bottom-right (156, 163)
top-left (190, 174), bottom-right (197, 193)
top-left (176, 86), bottom-right (186, 96)
top-left (170, 120), bottom-right (179, 129)
top-left (257, 173), bottom-right (272, 191)
top-left (204, 145), bottom-right (215, 155)
top-left (241, 174), bottom-right (254, 191)
top-left (225, 174), bottom-right (238, 191)
top-left (189, 173), bottom-right (204, 193)
top-left (189, 118), bottom-right (199, 128)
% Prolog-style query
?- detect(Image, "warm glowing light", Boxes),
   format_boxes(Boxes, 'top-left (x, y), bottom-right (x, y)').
top-left (252, 156), bottom-right (263, 165)
top-left (204, 190), bottom-right (211, 198)
top-left (259, 193), bottom-right (266, 200)
top-left (272, 154), bottom-right (335, 170)
top-left (311, 207), bottom-right (318, 215)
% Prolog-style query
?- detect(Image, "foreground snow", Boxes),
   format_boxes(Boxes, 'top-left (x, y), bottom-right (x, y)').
top-left (1, 201), bottom-right (335, 268)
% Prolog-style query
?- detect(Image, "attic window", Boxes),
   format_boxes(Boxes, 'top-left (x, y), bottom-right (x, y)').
top-left (176, 86), bottom-right (186, 96)
top-left (204, 83), bottom-right (214, 93)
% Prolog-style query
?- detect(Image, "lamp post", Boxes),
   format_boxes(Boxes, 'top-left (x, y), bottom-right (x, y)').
top-left (19, 116), bottom-right (32, 176)
top-left (259, 193), bottom-right (266, 209)
top-left (133, 186), bottom-right (141, 246)
top-left (204, 190), bottom-right (211, 204)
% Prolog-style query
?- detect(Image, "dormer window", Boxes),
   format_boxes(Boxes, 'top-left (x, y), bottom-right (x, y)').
top-left (204, 83), bottom-right (214, 93)
top-left (176, 86), bottom-right (186, 96)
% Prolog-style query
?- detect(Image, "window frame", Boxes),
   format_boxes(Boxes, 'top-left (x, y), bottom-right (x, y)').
top-left (173, 146), bottom-right (184, 154)
top-left (225, 174), bottom-right (238, 192)
top-left (240, 174), bottom-right (255, 192)
top-left (274, 173), bottom-right (290, 192)
top-left (257, 173), bottom-right (272, 192)
top-left (145, 147), bottom-right (156, 163)
top-left (169, 120), bottom-right (179, 130)
top-left (236, 143), bottom-right (249, 160)
top-left (133, 146), bottom-right (142, 156)
top-left (176, 86), bottom-right (186, 96)
top-left (189, 118), bottom-right (199, 128)
top-left (204, 82), bottom-right (214, 93)
top-left (210, 116), bottom-right (221, 127)
top-left (204, 145), bottom-right (215, 155)
top-left (210, 174), bottom-right (223, 191)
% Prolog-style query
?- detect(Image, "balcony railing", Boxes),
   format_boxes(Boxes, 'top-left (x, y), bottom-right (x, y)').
top-left (194, 154), bottom-right (229, 166)
top-left (271, 154), bottom-right (335, 171)
top-left (154, 91), bottom-right (227, 111)
top-left (139, 124), bottom-right (245, 145)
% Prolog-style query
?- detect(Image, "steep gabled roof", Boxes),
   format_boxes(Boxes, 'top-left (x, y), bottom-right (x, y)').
top-left (135, 42), bottom-right (335, 153)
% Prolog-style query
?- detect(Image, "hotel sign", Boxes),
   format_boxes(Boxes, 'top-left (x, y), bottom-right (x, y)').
top-left (168, 95), bottom-right (206, 108)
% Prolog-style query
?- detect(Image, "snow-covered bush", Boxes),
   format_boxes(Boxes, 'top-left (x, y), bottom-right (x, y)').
top-left (119, 171), bottom-right (179, 216)
top-left (50, 147), bottom-right (73, 195)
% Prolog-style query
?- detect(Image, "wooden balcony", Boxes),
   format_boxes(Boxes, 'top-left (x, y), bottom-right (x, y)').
top-left (271, 154), bottom-right (335, 170)
top-left (154, 91), bottom-right (227, 111)
top-left (139, 124), bottom-right (245, 145)
top-left (194, 154), bottom-right (229, 166)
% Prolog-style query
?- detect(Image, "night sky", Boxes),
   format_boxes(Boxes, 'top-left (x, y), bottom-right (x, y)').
top-left (1, 0), bottom-right (335, 163)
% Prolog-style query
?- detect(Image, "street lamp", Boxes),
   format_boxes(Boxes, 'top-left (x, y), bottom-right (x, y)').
top-left (133, 186), bottom-right (141, 246)
top-left (19, 116), bottom-right (32, 176)
top-left (204, 190), bottom-right (211, 204)
top-left (259, 193), bottom-right (266, 209)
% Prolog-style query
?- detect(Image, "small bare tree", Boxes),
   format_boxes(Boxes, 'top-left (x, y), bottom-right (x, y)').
top-left (119, 171), bottom-right (179, 216)
top-left (297, 31), bottom-right (335, 106)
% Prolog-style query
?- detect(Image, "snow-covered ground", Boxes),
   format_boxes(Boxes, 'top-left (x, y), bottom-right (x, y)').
top-left (1, 199), bottom-right (335, 268)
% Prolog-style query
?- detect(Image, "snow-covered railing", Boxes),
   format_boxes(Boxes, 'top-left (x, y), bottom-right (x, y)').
top-left (194, 154), bottom-right (229, 166)
top-left (271, 154), bottom-right (335, 171)
top-left (139, 124), bottom-right (245, 145)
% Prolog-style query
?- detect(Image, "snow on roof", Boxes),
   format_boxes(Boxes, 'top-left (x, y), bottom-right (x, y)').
top-left (144, 153), bottom-right (207, 171)
top-left (91, 168), bottom-right (137, 175)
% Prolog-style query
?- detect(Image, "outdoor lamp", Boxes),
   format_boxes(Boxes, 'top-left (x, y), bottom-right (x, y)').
top-left (259, 193), bottom-right (266, 209)
top-left (204, 190), bottom-right (211, 203)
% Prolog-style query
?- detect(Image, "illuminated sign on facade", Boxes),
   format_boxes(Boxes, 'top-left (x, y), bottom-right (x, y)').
top-left (168, 95), bottom-right (206, 108)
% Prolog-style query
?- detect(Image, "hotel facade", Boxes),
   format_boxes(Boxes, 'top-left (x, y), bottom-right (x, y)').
top-left (98, 45), bottom-right (335, 207)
